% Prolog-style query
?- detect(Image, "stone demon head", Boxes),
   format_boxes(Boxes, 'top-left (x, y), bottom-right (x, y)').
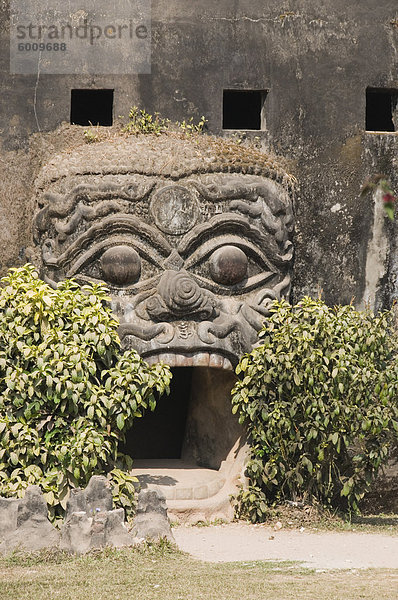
top-left (32, 135), bottom-right (294, 369)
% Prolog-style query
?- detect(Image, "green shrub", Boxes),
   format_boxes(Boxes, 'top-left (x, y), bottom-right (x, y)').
top-left (123, 106), bottom-right (170, 135)
top-left (0, 265), bottom-right (171, 520)
top-left (121, 106), bottom-right (207, 137)
top-left (231, 297), bottom-right (398, 519)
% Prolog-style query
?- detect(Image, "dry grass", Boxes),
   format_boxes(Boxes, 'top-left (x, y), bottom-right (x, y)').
top-left (0, 544), bottom-right (397, 600)
top-left (253, 503), bottom-right (398, 535)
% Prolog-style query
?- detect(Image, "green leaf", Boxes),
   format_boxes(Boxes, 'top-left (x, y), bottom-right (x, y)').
top-left (10, 452), bottom-right (19, 465)
top-left (43, 490), bottom-right (55, 505)
top-left (42, 296), bottom-right (53, 307)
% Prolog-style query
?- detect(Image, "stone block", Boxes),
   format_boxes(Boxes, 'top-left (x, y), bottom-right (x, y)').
top-left (131, 489), bottom-right (174, 542)
top-left (60, 476), bottom-right (135, 553)
top-left (0, 486), bottom-right (60, 554)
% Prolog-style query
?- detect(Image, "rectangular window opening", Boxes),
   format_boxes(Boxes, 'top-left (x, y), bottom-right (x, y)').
top-left (366, 88), bottom-right (397, 132)
top-left (70, 89), bottom-right (114, 126)
top-left (223, 89), bottom-right (267, 130)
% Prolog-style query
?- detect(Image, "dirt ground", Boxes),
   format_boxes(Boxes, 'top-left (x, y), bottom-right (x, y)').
top-left (174, 465), bottom-right (398, 571)
top-left (173, 522), bottom-right (398, 570)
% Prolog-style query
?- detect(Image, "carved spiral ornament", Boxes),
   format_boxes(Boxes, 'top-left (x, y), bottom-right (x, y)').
top-left (159, 270), bottom-right (213, 316)
top-left (143, 270), bottom-right (215, 321)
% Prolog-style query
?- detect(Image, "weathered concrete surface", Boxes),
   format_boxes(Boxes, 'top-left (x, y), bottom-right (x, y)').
top-left (0, 486), bottom-right (60, 553)
top-left (59, 476), bottom-right (135, 554)
top-left (0, 477), bottom-right (174, 554)
top-left (130, 489), bottom-right (174, 542)
top-left (60, 507), bottom-right (135, 554)
top-left (181, 368), bottom-right (243, 470)
top-left (0, 1), bottom-right (397, 309)
top-left (64, 475), bottom-right (114, 517)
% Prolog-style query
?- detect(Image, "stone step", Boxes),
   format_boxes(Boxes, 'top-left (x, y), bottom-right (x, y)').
top-left (131, 459), bottom-right (226, 501)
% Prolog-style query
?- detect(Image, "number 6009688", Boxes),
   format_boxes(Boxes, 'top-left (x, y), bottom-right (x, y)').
top-left (18, 42), bottom-right (67, 51)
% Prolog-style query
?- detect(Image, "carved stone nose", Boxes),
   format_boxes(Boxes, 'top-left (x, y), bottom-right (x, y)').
top-left (145, 270), bottom-right (215, 321)
top-left (158, 270), bottom-right (202, 312)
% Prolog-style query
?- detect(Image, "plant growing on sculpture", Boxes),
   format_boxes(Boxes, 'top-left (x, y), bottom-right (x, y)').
top-left (0, 265), bottom-right (171, 521)
top-left (231, 297), bottom-right (398, 519)
top-left (123, 106), bottom-right (170, 135)
top-left (177, 115), bottom-right (208, 135)
top-left (121, 106), bottom-right (207, 137)
top-left (83, 127), bottom-right (101, 144)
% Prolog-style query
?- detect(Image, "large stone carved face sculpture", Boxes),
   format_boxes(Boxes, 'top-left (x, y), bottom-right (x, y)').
top-left (32, 136), bottom-right (294, 369)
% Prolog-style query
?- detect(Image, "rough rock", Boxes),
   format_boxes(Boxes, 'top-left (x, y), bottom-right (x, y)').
top-left (0, 497), bottom-right (18, 539)
top-left (0, 486), bottom-right (60, 553)
top-left (64, 475), bottom-right (114, 518)
top-left (59, 475), bottom-right (135, 553)
top-left (59, 507), bottom-right (135, 554)
top-left (131, 489), bottom-right (174, 542)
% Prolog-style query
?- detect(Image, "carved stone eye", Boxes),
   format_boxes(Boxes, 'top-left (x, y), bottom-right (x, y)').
top-left (209, 245), bottom-right (248, 286)
top-left (100, 246), bottom-right (141, 286)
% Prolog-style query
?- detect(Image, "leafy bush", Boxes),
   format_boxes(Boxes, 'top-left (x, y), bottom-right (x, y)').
top-left (231, 297), bottom-right (398, 518)
top-left (231, 484), bottom-right (271, 523)
top-left (0, 265), bottom-right (171, 520)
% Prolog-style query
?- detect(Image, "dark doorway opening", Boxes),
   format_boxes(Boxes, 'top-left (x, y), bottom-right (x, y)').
top-left (223, 89), bottom-right (266, 130)
top-left (123, 367), bottom-right (192, 459)
top-left (70, 89), bottom-right (114, 126)
top-left (366, 88), bottom-right (397, 132)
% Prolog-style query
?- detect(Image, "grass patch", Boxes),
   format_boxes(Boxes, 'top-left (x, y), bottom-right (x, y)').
top-left (0, 544), bottom-right (397, 600)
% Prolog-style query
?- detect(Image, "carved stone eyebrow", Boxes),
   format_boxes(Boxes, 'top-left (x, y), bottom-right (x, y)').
top-left (43, 215), bottom-right (172, 272)
top-left (187, 179), bottom-right (286, 206)
top-left (34, 181), bottom-right (156, 241)
top-left (183, 234), bottom-right (276, 273)
top-left (178, 213), bottom-right (282, 261)
top-left (53, 200), bottom-right (129, 236)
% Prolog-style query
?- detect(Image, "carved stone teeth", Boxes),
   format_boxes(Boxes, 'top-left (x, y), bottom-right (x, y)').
top-left (209, 354), bottom-right (224, 368)
top-left (192, 353), bottom-right (210, 367)
top-left (175, 354), bottom-right (193, 367)
top-left (144, 355), bottom-right (156, 365)
top-left (158, 353), bottom-right (176, 366)
top-left (223, 357), bottom-right (233, 370)
top-left (145, 352), bottom-right (233, 370)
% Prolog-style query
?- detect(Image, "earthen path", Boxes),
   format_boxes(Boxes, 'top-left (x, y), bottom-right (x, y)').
top-left (174, 522), bottom-right (398, 570)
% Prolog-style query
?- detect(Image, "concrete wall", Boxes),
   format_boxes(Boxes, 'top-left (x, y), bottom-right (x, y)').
top-left (0, 1), bottom-right (397, 309)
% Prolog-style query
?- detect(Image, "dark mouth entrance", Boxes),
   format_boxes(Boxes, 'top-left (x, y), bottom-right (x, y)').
top-left (123, 366), bottom-right (242, 470)
top-left (123, 367), bottom-right (192, 460)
